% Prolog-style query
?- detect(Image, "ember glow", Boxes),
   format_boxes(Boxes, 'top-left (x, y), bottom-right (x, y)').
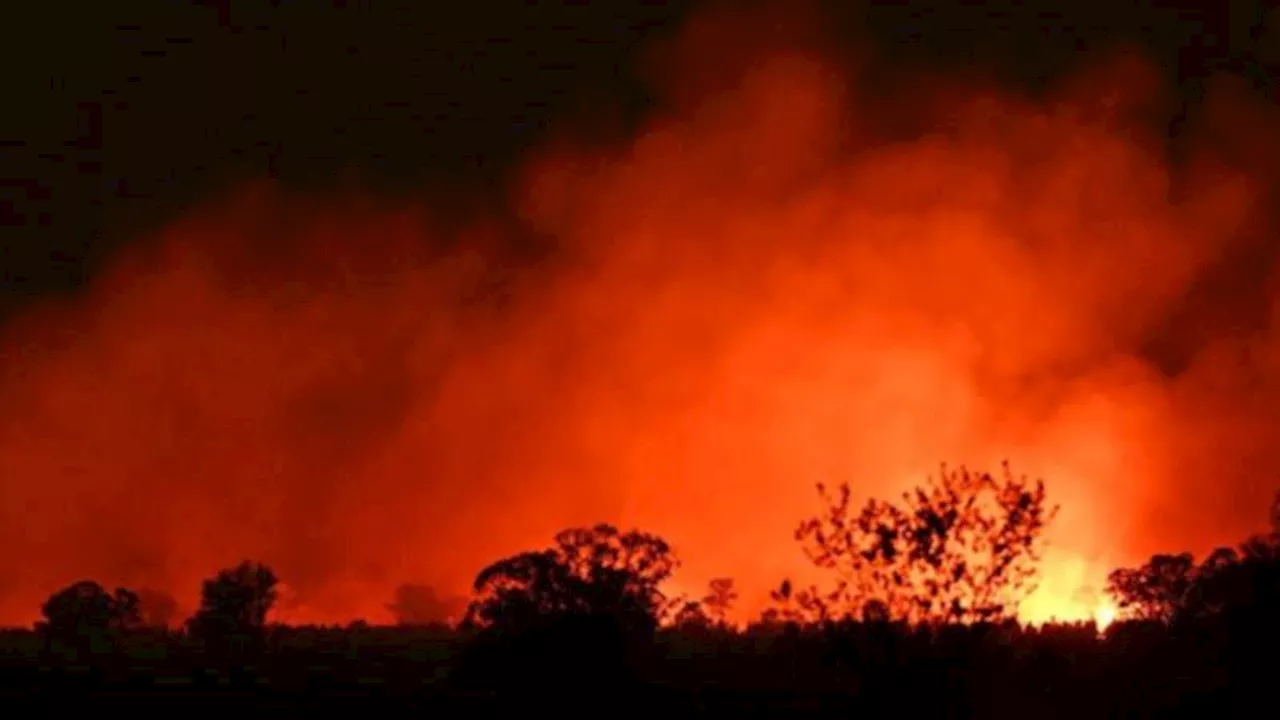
top-left (2, 3), bottom-right (1279, 627)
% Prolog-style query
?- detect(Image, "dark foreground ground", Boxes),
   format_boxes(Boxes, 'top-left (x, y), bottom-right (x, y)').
top-left (0, 620), bottom-right (1274, 716)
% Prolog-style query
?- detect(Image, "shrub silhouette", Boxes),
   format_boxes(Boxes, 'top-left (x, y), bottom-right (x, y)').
top-left (187, 561), bottom-right (278, 656)
top-left (793, 462), bottom-right (1057, 624)
top-left (38, 581), bottom-right (141, 660)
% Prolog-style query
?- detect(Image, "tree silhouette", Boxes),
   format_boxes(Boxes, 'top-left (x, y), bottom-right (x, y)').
top-left (1105, 552), bottom-right (1198, 623)
top-left (700, 577), bottom-right (738, 625)
top-left (1188, 541), bottom-right (1280, 621)
top-left (454, 524), bottom-right (677, 696)
top-left (38, 581), bottom-right (141, 659)
top-left (463, 523), bottom-right (677, 634)
top-left (794, 463), bottom-right (1057, 624)
top-left (665, 577), bottom-right (740, 629)
top-left (1107, 492), bottom-right (1280, 624)
top-left (187, 561), bottom-right (278, 654)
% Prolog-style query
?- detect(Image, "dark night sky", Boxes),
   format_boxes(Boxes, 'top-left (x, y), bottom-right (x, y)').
top-left (1, 1), bottom-right (1275, 318)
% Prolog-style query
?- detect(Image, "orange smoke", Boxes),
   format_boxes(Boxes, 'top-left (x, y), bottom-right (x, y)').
top-left (1, 3), bottom-right (1279, 627)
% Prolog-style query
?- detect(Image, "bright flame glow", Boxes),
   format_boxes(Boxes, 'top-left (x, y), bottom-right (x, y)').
top-left (1095, 601), bottom-right (1118, 632)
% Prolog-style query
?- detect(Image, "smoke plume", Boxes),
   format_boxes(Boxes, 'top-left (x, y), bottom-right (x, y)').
top-left (2, 2), bottom-right (1279, 625)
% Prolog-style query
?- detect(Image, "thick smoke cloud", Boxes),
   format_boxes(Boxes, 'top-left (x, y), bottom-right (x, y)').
top-left (1, 3), bottom-right (1279, 625)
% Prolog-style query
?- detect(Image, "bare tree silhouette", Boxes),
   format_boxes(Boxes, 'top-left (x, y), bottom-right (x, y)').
top-left (793, 463), bottom-right (1057, 624)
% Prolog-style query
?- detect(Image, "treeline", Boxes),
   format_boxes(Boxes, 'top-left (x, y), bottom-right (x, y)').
top-left (3, 463), bottom-right (1279, 714)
